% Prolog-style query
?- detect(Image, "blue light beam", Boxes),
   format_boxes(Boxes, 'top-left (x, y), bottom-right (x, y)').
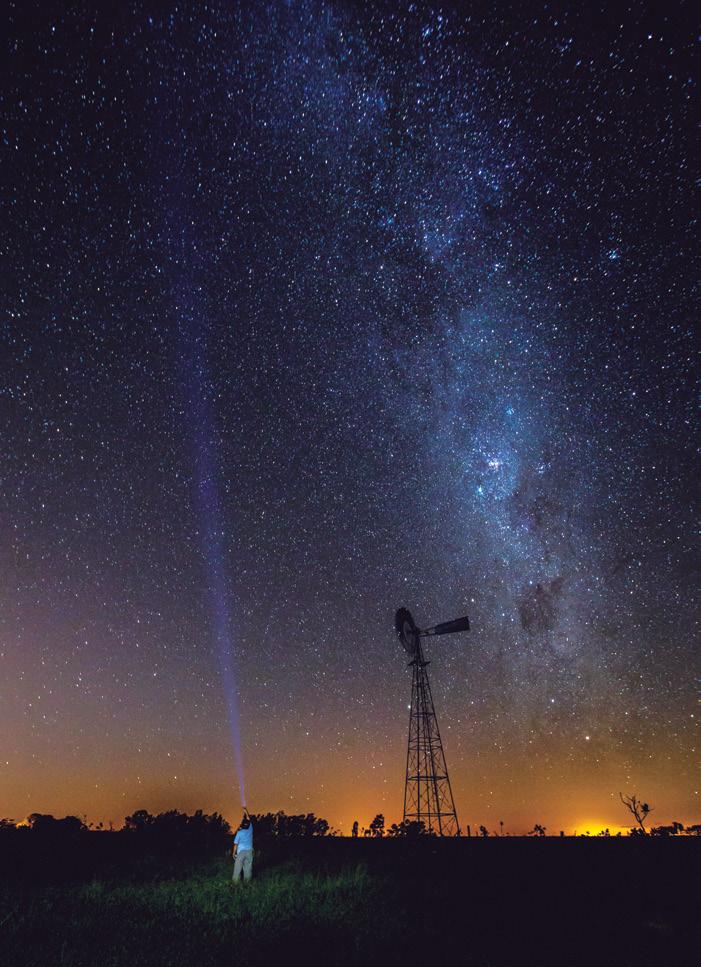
top-left (183, 324), bottom-right (246, 808)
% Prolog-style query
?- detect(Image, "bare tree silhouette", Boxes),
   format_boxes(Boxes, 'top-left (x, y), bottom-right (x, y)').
top-left (619, 793), bottom-right (652, 833)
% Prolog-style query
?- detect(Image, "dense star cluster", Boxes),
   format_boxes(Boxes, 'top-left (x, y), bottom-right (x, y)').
top-left (1, 2), bottom-right (697, 833)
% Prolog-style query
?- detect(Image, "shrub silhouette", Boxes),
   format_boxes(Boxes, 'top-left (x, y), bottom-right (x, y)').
top-left (387, 820), bottom-right (430, 838)
top-left (369, 814), bottom-right (385, 837)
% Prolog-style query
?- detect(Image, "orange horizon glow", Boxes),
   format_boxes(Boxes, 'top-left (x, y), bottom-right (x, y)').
top-left (7, 790), bottom-right (697, 838)
top-left (4, 679), bottom-right (697, 838)
top-left (8, 810), bottom-right (693, 837)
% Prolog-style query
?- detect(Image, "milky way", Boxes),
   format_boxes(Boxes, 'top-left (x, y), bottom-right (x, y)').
top-left (2, 1), bottom-right (697, 833)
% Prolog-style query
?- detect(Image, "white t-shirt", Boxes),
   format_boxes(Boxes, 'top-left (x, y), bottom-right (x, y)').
top-left (234, 823), bottom-right (253, 851)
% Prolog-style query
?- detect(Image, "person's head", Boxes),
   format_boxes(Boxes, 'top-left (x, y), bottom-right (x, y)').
top-left (240, 815), bottom-right (250, 829)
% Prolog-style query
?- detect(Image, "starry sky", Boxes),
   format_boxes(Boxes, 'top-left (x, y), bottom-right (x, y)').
top-left (2, 1), bottom-right (698, 835)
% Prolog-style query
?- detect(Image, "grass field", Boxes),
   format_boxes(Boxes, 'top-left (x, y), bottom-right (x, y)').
top-left (2, 859), bottom-right (399, 967)
top-left (2, 838), bottom-right (699, 966)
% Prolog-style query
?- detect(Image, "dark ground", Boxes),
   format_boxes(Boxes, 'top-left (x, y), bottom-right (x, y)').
top-left (1, 833), bottom-right (698, 966)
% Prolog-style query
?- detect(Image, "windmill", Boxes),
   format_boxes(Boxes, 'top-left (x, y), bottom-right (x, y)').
top-left (395, 607), bottom-right (470, 836)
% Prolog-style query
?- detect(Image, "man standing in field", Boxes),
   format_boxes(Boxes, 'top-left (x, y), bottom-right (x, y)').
top-left (232, 808), bottom-right (253, 885)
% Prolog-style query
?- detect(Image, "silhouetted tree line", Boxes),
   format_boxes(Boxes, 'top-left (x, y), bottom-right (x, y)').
top-left (0, 809), bottom-right (335, 844)
top-left (353, 815), bottom-right (436, 837)
top-left (2, 811), bottom-right (700, 843)
top-left (0, 810), bottom-right (232, 851)
top-left (351, 815), bottom-right (701, 837)
top-left (387, 819), bottom-right (433, 837)
top-left (246, 811), bottom-right (331, 838)
top-left (22, 814), bottom-right (88, 834)
top-left (122, 809), bottom-right (232, 850)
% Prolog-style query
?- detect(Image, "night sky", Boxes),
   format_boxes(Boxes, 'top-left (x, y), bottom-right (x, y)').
top-left (2, 1), bottom-right (698, 835)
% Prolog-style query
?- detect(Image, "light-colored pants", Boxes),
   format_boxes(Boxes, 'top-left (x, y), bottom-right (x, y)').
top-left (233, 849), bottom-right (253, 884)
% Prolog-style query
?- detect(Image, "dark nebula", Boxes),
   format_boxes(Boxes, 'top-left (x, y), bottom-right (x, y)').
top-left (518, 577), bottom-right (566, 637)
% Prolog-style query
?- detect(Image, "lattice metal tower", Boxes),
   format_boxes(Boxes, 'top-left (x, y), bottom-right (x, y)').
top-left (395, 607), bottom-right (469, 836)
